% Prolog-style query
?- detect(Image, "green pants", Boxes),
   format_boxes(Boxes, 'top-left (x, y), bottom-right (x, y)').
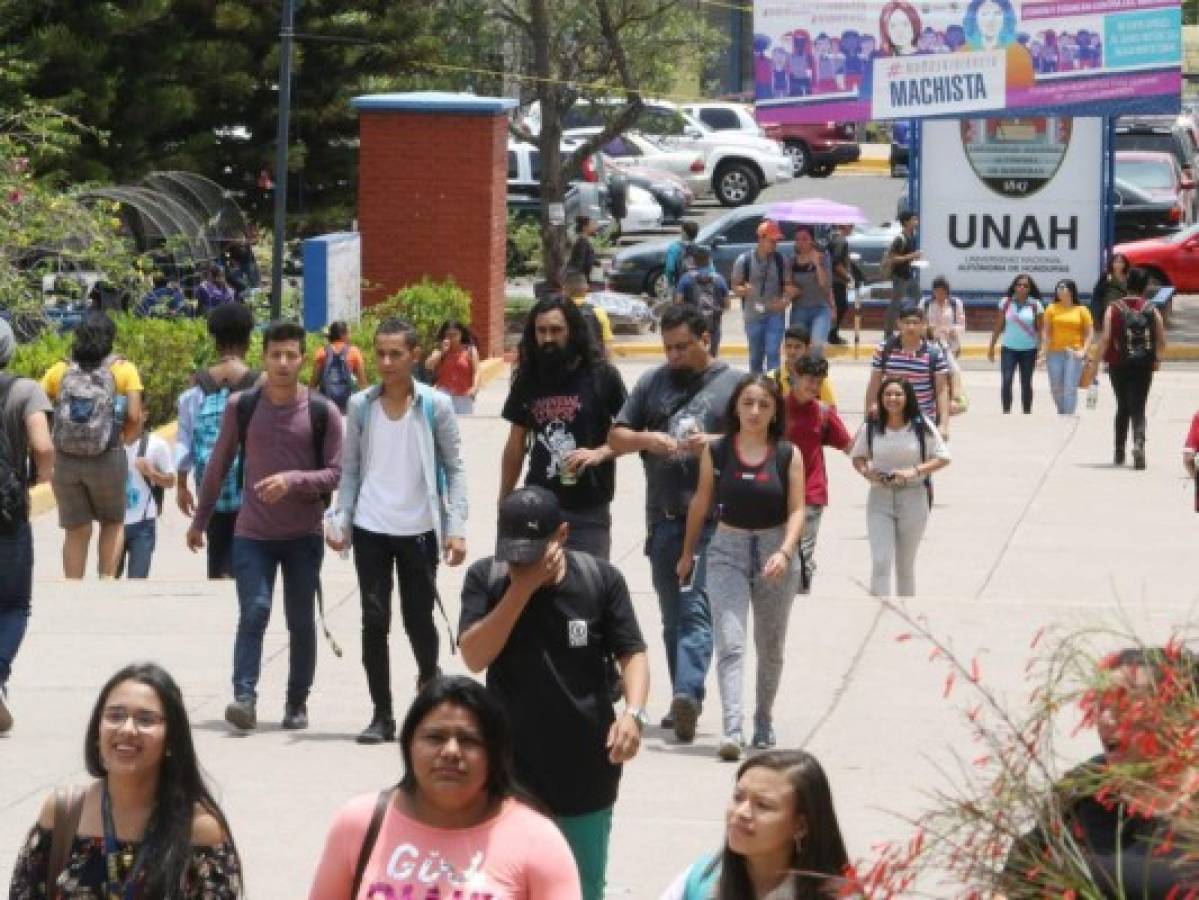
top-left (555, 806), bottom-right (614, 900)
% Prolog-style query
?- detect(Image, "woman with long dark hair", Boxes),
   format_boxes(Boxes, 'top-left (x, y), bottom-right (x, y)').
top-left (658, 750), bottom-right (850, 900)
top-left (427, 319), bottom-right (481, 415)
top-left (309, 675), bottom-right (581, 899)
top-left (850, 376), bottom-right (950, 597)
top-left (1092, 252), bottom-right (1131, 327)
top-left (9, 663), bottom-right (242, 898)
top-left (678, 374), bottom-right (805, 761)
top-left (986, 273), bottom-right (1044, 414)
top-left (1042, 278), bottom-right (1093, 415)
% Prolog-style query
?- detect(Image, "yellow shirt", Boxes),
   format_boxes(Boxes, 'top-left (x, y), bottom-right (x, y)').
top-left (42, 358), bottom-right (144, 399)
top-left (573, 296), bottom-right (613, 344)
top-left (1044, 302), bottom-right (1093, 352)
top-left (771, 365), bottom-right (837, 406)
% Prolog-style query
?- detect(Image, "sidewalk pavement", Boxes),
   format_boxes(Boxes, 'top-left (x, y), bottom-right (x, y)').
top-left (4, 359), bottom-right (1199, 897)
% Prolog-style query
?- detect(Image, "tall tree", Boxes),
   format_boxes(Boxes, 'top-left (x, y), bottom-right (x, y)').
top-left (499, 0), bottom-right (720, 284)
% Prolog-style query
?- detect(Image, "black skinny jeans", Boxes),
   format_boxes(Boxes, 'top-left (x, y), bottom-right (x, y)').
top-left (352, 526), bottom-right (440, 716)
top-left (1109, 364), bottom-right (1154, 449)
top-left (1001, 347), bottom-right (1037, 413)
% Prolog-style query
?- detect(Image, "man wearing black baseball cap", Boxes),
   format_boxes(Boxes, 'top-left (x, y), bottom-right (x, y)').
top-left (459, 486), bottom-right (649, 900)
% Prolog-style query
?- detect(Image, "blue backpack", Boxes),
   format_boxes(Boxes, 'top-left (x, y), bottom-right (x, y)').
top-left (191, 369), bottom-right (259, 514)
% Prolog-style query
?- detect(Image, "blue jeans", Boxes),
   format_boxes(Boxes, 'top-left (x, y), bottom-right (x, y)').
top-left (0, 521), bottom-right (33, 687)
top-left (789, 304), bottom-right (833, 356)
top-left (708, 314), bottom-right (723, 358)
top-left (120, 518), bottom-right (157, 579)
top-left (1046, 350), bottom-right (1084, 415)
top-left (232, 534), bottom-right (324, 706)
top-left (647, 518), bottom-right (714, 704)
top-left (744, 313), bottom-right (785, 374)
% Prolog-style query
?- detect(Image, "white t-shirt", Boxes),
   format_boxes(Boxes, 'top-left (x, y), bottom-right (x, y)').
top-left (849, 419), bottom-right (950, 475)
top-left (353, 403), bottom-right (435, 536)
top-left (124, 434), bottom-right (175, 524)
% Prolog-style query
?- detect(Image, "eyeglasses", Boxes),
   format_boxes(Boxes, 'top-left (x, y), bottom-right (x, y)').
top-left (101, 706), bottom-right (165, 730)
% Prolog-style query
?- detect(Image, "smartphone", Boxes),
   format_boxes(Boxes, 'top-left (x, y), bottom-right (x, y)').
top-left (680, 555), bottom-right (700, 591)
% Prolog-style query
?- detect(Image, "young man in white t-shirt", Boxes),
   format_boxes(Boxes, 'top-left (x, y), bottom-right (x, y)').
top-left (329, 318), bottom-right (468, 745)
top-left (121, 407), bottom-right (176, 579)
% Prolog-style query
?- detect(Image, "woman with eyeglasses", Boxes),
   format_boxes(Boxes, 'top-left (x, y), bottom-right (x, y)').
top-left (9, 663), bottom-right (242, 898)
top-left (309, 675), bottom-right (580, 899)
top-left (1042, 279), bottom-right (1093, 416)
top-left (987, 273), bottom-right (1044, 414)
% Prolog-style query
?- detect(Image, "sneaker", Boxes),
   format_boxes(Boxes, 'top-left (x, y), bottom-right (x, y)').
top-left (828, 334), bottom-right (848, 345)
top-left (281, 703), bottom-right (308, 730)
top-left (670, 694), bottom-right (700, 743)
top-left (659, 713), bottom-right (675, 730)
top-left (0, 685), bottom-right (12, 734)
top-left (356, 713), bottom-right (396, 745)
top-left (416, 667), bottom-right (442, 693)
top-left (224, 697), bottom-right (257, 731)
top-left (751, 722), bottom-right (777, 750)
top-left (718, 732), bottom-right (744, 762)
top-left (1132, 444), bottom-right (1146, 470)
top-left (1114, 447), bottom-right (1126, 466)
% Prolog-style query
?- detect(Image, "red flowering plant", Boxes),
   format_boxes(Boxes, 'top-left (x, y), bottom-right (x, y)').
top-left (838, 605), bottom-right (1199, 899)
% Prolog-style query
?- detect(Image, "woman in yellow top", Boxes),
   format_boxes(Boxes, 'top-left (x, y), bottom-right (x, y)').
top-left (41, 312), bottom-right (144, 579)
top-left (1041, 278), bottom-right (1093, 416)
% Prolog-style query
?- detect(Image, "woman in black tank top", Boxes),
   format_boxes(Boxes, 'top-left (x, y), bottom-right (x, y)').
top-left (677, 374), bottom-right (805, 761)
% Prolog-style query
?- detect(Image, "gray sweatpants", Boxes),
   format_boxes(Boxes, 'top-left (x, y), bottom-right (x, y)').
top-left (707, 524), bottom-right (801, 737)
top-left (797, 504), bottom-right (825, 593)
top-left (867, 485), bottom-right (929, 597)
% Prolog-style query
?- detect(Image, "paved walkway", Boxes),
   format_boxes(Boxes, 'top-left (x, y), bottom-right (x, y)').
top-left (3, 359), bottom-right (1198, 897)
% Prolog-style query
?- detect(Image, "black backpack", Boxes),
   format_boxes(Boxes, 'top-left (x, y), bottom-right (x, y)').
top-left (0, 375), bottom-right (29, 534)
top-left (1116, 299), bottom-right (1156, 367)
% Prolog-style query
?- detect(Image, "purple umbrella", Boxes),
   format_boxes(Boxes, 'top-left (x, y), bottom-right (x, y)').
top-left (765, 198), bottom-right (868, 225)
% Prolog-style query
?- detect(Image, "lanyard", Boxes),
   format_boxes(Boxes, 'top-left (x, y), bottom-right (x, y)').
top-left (101, 782), bottom-right (147, 900)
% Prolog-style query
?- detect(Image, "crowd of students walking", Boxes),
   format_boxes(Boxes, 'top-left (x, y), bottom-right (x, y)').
top-left (0, 221), bottom-right (1188, 897)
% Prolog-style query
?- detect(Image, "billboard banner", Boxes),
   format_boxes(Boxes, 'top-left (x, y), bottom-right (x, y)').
top-left (917, 116), bottom-right (1103, 295)
top-left (753, 0), bottom-right (1181, 124)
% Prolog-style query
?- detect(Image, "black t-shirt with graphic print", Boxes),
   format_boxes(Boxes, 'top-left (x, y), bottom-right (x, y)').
top-left (459, 552), bottom-right (647, 816)
top-left (502, 363), bottom-right (628, 511)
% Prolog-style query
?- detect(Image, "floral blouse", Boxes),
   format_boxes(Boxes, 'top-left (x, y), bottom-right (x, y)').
top-left (9, 824), bottom-right (242, 899)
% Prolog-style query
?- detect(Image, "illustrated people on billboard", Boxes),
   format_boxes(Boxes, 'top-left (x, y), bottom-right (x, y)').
top-left (754, 34), bottom-right (773, 96)
top-left (945, 24), bottom-right (966, 50)
top-left (789, 31), bottom-right (815, 97)
top-left (841, 31), bottom-right (864, 90)
top-left (964, 0), bottom-right (1016, 50)
top-left (814, 34), bottom-right (839, 93)
top-left (917, 27), bottom-right (939, 54)
top-left (1040, 31), bottom-right (1059, 72)
top-left (858, 34), bottom-right (880, 99)
top-left (880, 1), bottom-right (921, 55)
top-left (771, 46), bottom-right (790, 98)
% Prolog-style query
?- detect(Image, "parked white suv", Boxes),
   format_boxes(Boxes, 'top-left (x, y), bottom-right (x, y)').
top-left (681, 101), bottom-right (764, 137)
top-left (524, 98), bottom-right (791, 207)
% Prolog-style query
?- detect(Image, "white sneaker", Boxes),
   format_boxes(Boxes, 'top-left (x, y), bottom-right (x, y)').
top-left (0, 685), bottom-right (12, 734)
top-left (718, 732), bottom-right (743, 762)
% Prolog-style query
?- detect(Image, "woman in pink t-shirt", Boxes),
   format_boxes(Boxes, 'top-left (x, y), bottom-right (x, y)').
top-left (309, 677), bottom-right (581, 900)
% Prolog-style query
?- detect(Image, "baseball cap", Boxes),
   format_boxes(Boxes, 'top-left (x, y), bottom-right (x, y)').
top-left (496, 486), bottom-right (563, 565)
top-left (757, 220), bottom-right (784, 241)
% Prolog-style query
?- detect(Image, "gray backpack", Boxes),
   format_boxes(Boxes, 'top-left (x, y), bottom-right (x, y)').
top-left (52, 355), bottom-right (119, 457)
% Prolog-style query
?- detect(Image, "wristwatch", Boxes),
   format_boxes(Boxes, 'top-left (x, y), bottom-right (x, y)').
top-left (625, 706), bottom-right (650, 731)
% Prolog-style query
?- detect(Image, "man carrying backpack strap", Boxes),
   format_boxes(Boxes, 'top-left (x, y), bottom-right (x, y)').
top-left (675, 246), bottom-right (731, 358)
top-left (1096, 267), bottom-right (1167, 469)
top-left (176, 302), bottom-right (259, 579)
top-left (731, 220), bottom-right (788, 374)
top-left (310, 321), bottom-right (366, 414)
top-left (863, 302), bottom-right (950, 439)
top-left (186, 321), bottom-right (343, 733)
top-left (0, 318), bottom-right (54, 734)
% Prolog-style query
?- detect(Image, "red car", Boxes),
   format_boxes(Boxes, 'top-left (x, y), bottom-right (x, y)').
top-left (1115, 222), bottom-right (1199, 292)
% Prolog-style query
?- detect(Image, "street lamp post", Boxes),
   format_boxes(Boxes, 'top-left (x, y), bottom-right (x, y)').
top-left (269, 0), bottom-right (297, 321)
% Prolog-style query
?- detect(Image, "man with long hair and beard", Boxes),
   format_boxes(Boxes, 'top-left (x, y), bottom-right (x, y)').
top-left (499, 296), bottom-right (628, 560)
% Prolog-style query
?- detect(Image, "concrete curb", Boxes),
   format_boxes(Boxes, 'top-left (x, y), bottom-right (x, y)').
top-left (839, 157), bottom-right (891, 175)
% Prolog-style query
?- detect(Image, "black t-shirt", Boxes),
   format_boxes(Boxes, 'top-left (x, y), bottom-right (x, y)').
top-left (502, 364), bottom-right (628, 511)
top-left (459, 552), bottom-right (647, 816)
top-left (890, 233), bottom-right (915, 280)
top-left (827, 233), bottom-right (851, 285)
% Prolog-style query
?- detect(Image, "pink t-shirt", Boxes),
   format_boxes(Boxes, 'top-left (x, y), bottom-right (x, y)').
top-left (308, 794), bottom-right (582, 900)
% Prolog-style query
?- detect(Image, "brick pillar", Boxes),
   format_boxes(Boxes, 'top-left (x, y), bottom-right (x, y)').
top-left (352, 92), bottom-right (516, 358)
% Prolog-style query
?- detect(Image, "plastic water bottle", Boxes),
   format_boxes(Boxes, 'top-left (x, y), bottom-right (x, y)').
top-left (1086, 383), bottom-right (1099, 410)
top-left (323, 509), bottom-right (351, 560)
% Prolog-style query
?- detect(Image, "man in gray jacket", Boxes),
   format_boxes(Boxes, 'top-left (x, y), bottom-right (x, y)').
top-left (328, 317), bottom-right (468, 744)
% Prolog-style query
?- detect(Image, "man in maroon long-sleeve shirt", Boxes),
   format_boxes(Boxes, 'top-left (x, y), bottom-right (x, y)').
top-left (187, 321), bottom-right (342, 732)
